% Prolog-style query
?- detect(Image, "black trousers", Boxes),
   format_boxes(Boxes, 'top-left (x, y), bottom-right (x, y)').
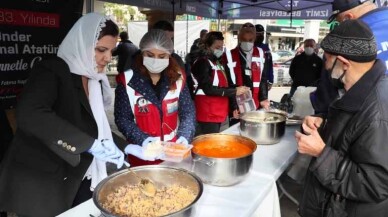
top-left (71, 179), bottom-right (93, 208)
top-left (196, 122), bottom-right (221, 136)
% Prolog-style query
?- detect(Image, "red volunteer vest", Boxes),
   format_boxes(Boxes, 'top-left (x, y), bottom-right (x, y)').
top-left (194, 59), bottom-right (229, 123)
top-left (225, 47), bottom-right (264, 109)
top-left (117, 70), bottom-right (184, 166)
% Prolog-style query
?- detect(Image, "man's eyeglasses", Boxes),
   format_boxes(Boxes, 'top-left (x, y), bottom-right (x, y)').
top-left (242, 24), bottom-right (254, 28)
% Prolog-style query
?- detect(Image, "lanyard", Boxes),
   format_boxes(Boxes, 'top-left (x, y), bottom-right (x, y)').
top-left (239, 50), bottom-right (253, 70)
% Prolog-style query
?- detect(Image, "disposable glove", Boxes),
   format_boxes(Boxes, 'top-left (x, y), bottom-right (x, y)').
top-left (141, 136), bottom-right (160, 147)
top-left (88, 140), bottom-right (125, 169)
top-left (175, 136), bottom-right (189, 146)
top-left (124, 144), bottom-right (158, 161)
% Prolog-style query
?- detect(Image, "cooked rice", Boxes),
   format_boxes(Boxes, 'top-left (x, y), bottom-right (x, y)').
top-left (102, 184), bottom-right (196, 217)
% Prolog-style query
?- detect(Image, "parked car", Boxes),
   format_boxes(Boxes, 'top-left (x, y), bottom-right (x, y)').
top-left (273, 58), bottom-right (293, 86)
top-left (272, 50), bottom-right (295, 62)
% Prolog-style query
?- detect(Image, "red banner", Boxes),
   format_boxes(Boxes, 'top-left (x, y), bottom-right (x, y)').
top-left (0, 8), bottom-right (60, 28)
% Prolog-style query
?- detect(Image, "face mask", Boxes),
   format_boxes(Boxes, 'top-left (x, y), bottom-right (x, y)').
top-left (328, 58), bottom-right (346, 89)
top-left (240, 42), bottom-right (254, 52)
top-left (304, 47), bottom-right (314, 56)
top-left (143, 56), bottom-right (169, 74)
top-left (213, 49), bottom-right (224, 58)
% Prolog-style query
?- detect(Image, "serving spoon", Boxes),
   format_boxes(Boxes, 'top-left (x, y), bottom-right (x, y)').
top-left (127, 167), bottom-right (157, 197)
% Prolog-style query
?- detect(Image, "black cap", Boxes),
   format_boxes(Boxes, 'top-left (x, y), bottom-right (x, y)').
top-left (327, 0), bottom-right (370, 23)
top-left (255, 24), bottom-right (265, 33)
top-left (321, 19), bottom-right (377, 62)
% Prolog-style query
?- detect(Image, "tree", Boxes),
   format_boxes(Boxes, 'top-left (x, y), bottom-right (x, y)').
top-left (104, 3), bottom-right (146, 30)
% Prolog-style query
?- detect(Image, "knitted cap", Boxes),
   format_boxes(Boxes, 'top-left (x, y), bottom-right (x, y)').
top-left (321, 19), bottom-right (377, 62)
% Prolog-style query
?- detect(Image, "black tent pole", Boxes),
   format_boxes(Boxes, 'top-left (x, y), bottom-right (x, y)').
top-left (290, 0), bottom-right (293, 28)
top-left (217, 0), bottom-right (223, 31)
top-left (172, 0), bottom-right (176, 21)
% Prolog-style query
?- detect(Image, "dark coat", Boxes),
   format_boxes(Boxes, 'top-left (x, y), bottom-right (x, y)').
top-left (191, 51), bottom-right (237, 98)
top-left (289, 52), bottom-right (323, 88)
top-left (299, 60), bottom-right (388, 217)
top-left (112, 40), bottom-right (138, 73)
top-left (0, 57), bottom-right (111, 216)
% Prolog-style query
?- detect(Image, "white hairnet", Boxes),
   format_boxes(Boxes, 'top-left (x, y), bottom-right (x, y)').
top-left (139, 29), bottom-right (173, 54)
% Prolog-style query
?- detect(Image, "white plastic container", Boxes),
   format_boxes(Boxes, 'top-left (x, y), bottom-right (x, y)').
top-left (160, 142), bottom-right (193, 163)
top-left (291, 86), bottom-right (316, 118)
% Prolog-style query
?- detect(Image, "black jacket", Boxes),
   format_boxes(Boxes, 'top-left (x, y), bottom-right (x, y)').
top-left (0, 57), bottom-right (124, 216)
top-left (112, 40), bottom-right (138, 72)
top-left (289, 52), bottom-right (322, 88)
top-left (299, 60), bottom-right (388, 217)
top-left (190, 38), bottom-right (200, 53)
top-left (191, 51), bottom-right (237, 98)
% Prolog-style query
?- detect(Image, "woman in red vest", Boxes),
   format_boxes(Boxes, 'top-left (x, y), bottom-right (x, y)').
top-left (191, 31), bottom-right (250, 135)
top-left (223, 22), bottom-right (270, 126)
top-left (114, 29), bottom-right (196, 166)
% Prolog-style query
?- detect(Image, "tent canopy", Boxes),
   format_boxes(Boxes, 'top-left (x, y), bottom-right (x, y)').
top-left (102, 0), bottom-right (386, 20)
top-left (185, 0), bottom-right (332, 20)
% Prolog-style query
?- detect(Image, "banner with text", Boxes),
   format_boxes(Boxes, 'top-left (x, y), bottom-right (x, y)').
top-left (0, 0), bottom-right (83, 109)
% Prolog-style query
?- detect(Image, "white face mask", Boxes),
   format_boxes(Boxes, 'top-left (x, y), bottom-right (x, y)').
top-left (240, 42), bottom-right (254, 52)
top-left (213, 49), bottom-right (224, 58)
top-left (143, 56), bottom-right (169, 74)
top-left (304, 47), bottom-right (315, 56)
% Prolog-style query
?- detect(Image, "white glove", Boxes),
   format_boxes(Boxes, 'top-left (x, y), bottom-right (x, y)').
top-left (176, 136), bottom-right (189, 146)
top-left (124, 144), bottom-right (157, 161)
top-left (88, 139), bottom-right (125, 169)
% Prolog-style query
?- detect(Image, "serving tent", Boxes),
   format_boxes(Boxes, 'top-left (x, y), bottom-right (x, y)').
top-left (102, 0), bottom-right (333, 20)
top-left (101, 0), bottom-right (386, 20)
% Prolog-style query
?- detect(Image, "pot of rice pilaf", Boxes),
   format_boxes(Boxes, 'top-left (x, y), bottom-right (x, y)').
top-left (93, 165), bottom-right (203, 217)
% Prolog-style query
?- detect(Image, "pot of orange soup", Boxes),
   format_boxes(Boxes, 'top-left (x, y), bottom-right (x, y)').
top-left (191, 134), bottom-right (257, 186)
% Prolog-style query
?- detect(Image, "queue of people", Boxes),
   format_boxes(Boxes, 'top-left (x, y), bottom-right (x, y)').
top-left (296, 19), bottom-right (388, 217)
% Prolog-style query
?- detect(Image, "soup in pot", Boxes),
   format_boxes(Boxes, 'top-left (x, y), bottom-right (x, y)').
top-left (193, 140), bottom-right (253, 158)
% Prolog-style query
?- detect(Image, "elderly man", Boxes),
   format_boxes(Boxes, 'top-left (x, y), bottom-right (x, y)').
top-left (296, 19), bottom-right (388, 217)
top-left (328, 0), bottom-right (388, 73)
top-left (289, 39), bottom-right (323, 98)
top-left (223, 22), bottom-right (269, 125)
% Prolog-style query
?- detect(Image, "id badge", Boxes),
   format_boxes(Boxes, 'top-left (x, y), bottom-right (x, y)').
top-left (245, 69), bottom-right (252, 76)
top-left (167, 101), bottom-right (178, 114)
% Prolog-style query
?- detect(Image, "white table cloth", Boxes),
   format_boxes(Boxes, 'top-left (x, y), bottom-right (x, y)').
top-left (58, 124), bottom-right (298, 217)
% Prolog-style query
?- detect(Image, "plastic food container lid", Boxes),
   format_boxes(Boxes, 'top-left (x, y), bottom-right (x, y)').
top-left (160, 142), bottom-right (193, 162)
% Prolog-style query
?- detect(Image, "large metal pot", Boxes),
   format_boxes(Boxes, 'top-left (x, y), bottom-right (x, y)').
top-left (93, 165), bottom-right (203, 217)
top-left (240, 111), bottom-right (286, 145)
top-left (191, 134), bottom-right (257, 186)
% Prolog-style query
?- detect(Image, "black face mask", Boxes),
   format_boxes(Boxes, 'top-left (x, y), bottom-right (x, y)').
top-left (328, 58), bottom-right (346, 89)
